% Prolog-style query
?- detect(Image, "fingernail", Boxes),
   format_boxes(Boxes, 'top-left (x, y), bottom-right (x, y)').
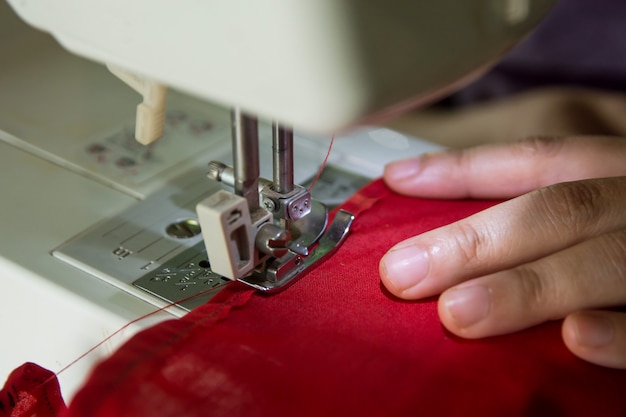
top-left (574, 314), bottom-right (614, 348)
top-left (384, 158), bottom-right (422, 183)
top-left (442, 285), bottom-right (491, 328)
top-left (380, 246), bottom-right (430, 292)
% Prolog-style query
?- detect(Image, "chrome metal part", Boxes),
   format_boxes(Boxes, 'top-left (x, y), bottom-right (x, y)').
top-left (132, 242), bottom-right (232, 311)
top-left (261, 184), bottom-right (311, 222)
top-left (207, 161), bottom-right (254, 190)
top-left (206, 161), bottom-right (312, 222)
top-left (286, 198), bottom-right (328, 252)
top-left (202, 113), bottom-right (351, 289)
top-left (255, 223), bottom-right (291, 258)
top-left (238, 209), bottom-right (355, 293)
top-left (231, 108), bottom-right (260, 210)
top-left (166, 218), bottom-right (201, 239)
top-left (272, 123), bottom-right (294, 194)
top-left (207, 161), bottom-right (229, 184)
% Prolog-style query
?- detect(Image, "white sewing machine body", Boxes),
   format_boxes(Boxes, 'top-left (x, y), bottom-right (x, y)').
top-left (7, 0), bottom-right (554, 133)
top-left (0, 5), bottom-right (440, 397)
top-left (1, 0), bottom-right (555, 400)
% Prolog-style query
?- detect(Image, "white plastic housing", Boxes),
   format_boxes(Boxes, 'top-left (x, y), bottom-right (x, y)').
top-left (6, 0), bottom-right (555, 133)
top-left (196, 190), bottom-right (267, 280)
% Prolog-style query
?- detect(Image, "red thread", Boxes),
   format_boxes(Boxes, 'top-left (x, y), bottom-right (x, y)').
top-left (307, 134), bottom-right (335, 192)
top-left (41, 288), bottom-right (223, 388)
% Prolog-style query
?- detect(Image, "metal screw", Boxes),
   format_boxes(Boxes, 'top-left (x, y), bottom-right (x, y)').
top-left (263, 198), bottom-right (276, 211)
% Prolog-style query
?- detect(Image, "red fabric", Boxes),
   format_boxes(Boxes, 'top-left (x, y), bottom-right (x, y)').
top-left (0, 362), bottom-right (66, 417)
top-left (64, 179), bottom-right (626, 417)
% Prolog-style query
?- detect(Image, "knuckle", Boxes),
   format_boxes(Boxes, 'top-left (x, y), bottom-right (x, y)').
top-left (455, 148), bottom-right (475, 173)
top-left (514, 136), bottom-right (565, 158)
top-left (531, 180), bottom-right (605, 236)
top-left (444, 148), bottom-right (474, 182)
top-left (449, 221), bottom-right (491, 268)
top-left (602, 230), bottom-right (626, 290)
top-left (449, 147), bottom-right (478, 177)
top-left (514, 266), bottom-right (563, 319)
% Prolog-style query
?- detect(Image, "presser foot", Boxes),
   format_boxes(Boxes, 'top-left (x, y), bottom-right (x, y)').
top-left (238, 208), bottom-right (354, 293)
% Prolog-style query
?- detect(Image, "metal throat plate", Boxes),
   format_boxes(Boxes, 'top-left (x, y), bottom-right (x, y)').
top-left (52, 166), bottom-right (367, 313)
top-left (132, 242), bottom-right (231, 310)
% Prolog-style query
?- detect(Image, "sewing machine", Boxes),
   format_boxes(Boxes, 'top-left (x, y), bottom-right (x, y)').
top-left (1, 0), bottom-right (554, 398)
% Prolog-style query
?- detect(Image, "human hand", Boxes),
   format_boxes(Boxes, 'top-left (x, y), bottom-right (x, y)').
top-left (379, 136), bottom-right (626, 369)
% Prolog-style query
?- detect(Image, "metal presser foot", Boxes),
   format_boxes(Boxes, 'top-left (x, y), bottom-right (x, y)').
top-left (196, 109), bottom-right (354, 293)
top-left (256, 209), bottom-right (354, 292)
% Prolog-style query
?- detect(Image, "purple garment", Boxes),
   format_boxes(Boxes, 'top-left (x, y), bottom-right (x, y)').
top-left (453, 0), bottom-right (626, 104)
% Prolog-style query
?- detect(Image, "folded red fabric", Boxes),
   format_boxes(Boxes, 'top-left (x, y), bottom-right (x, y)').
top-left (62, 179), bottom-right (626, 416)
top-left (0, 362), bottom-right (65, 417)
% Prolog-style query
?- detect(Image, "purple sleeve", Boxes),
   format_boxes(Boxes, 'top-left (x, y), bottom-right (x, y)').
top-left (451, 0), bottom-right (626, 104)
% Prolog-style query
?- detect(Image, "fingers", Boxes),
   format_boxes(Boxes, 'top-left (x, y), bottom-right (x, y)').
top-left (562, 311), bottom-right (626, 370)
top-left (379, 177), bottom-right (626, 300)
top-left (436, 229), bottom-right (626, 339)
top-left (383, 136), bottom-right (626, 199)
